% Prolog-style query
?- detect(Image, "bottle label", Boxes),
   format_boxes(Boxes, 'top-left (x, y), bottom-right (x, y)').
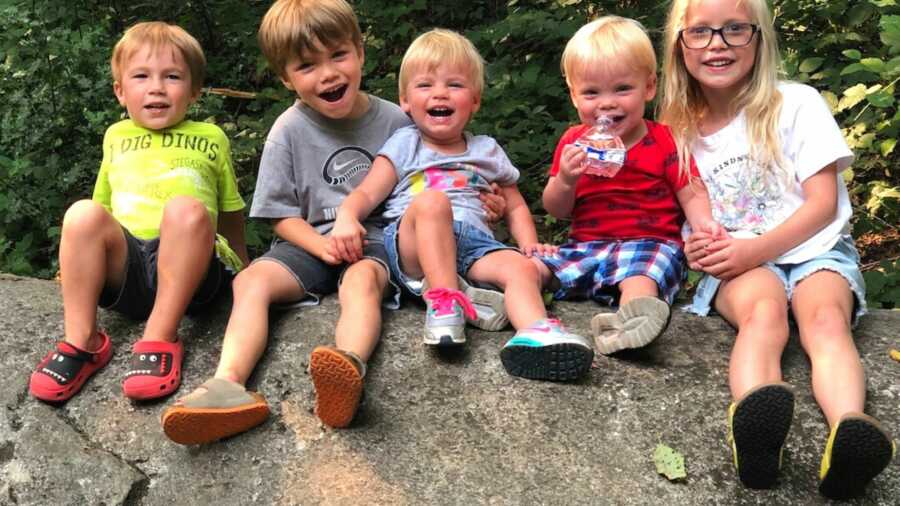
top-left (576, 143), bottom-right (626, 165)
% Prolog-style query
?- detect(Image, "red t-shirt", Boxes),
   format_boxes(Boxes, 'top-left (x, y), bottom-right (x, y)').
top-left (549, 120), bottom-right (698, 245)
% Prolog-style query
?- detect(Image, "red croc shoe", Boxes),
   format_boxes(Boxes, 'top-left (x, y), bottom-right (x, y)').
top-left (122, 339), bottom-right (183, 400)
top-left (30, 331), bottom-right (113, 402)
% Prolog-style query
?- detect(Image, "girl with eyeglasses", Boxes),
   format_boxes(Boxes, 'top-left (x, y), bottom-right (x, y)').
top-left (659, 0), bottom-right (894, 499)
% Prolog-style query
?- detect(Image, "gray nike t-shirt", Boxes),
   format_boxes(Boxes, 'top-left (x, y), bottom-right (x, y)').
top-left (250, 95), bottom-right (412, 239)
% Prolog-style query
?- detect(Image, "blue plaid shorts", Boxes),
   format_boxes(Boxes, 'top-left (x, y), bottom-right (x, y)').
top-left (537, 238), bottom-right (686, 305)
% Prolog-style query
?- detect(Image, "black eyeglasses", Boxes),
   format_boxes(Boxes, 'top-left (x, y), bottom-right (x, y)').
top-left (679, 23), bottom-right (759, 49)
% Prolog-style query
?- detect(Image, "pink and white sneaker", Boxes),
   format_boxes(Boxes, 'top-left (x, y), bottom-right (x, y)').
top-left (423, 288), bottom-right (476, 347)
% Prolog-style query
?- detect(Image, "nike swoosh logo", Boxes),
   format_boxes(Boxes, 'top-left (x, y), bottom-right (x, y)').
top-left (332, 158), bottom-right (363, 172)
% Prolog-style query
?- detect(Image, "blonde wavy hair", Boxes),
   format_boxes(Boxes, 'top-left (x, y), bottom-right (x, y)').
top-left (659, 0), bottom-right (784, 175)
top-left (111, 22), bottom-right (206, 95)
top-left (399, 29), bottom-right (485, 99)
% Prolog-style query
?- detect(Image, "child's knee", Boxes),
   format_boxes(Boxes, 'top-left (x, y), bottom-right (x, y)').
top-left (161, 196), bottom-right (212, 234)
top-left (410, 190), bottom-right (452, 216)
top-left (743, 298), bottom-right (789, 333)
top-left (62, 199), bottom-right (114, 235)
top-left (803, 303), bottom-right (851, 339)
top-left (340, 261), bottom-right (386, 301)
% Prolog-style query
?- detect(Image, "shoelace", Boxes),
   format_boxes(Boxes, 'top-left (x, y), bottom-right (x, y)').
top-left (423, 288), bottom-right (477, 320)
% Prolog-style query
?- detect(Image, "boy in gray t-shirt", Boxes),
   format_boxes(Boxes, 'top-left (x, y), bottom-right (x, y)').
top-left (162, 0), bottom-right (412, 443)
top-left (332, 29), bottom-right (594, 383)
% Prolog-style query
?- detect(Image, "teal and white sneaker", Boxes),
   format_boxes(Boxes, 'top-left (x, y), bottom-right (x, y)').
top-left (500, 319), bottom-right (594, 381)
top-left (423, 288), bottom-right (476, 347)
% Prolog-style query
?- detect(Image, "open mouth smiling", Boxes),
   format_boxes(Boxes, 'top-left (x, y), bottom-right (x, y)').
top-left (427, 107), bottom-right (454, 117)
top-left (320, 84), bottom-right (348, 103)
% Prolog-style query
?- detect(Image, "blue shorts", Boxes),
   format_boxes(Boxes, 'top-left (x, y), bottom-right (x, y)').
top-left (537, 238), bottom-right (685, 305)
top-left (686, 235), bottom-right (867, 324)
top-left (383, 219), bottom-right (516, 296)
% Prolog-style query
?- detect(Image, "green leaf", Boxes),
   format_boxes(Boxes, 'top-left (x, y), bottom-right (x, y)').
top-left (860, 58), bottom-right (885, 73)
top-left (881, 139), bottom-right (897, 157)
top-left (799, 57), bottom-right (824, 73)
top-left (842, 49), bottom-right (862, 60)
top-left (837, 84), bottom-right (868, 111)
top-left (841, 63), bottom-right (871, 76)
top-left (880, 15), bottom-right (900, 51)
top-left (653, 444), bottom-right (687, 481)
top-left (867, 91), bottom-right (896, 108)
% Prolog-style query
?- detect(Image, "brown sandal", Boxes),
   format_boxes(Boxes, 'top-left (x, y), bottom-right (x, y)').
top-left (161, 378), bottom-right (269, 445)
top-left (309, 346), bottom-right (365, 428)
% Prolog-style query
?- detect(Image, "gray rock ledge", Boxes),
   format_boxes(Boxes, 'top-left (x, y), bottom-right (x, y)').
top-left (0, 273), bottom-right (897, 505)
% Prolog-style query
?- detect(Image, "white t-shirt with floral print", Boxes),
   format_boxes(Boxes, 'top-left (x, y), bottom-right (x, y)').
top-left (691, 81), bottom-right (854, 264)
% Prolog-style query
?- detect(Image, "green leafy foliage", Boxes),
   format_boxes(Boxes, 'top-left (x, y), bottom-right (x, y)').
top-left (0, 0), bottom-right (897, 306)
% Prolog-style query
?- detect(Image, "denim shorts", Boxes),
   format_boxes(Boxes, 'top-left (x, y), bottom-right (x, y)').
top-left (98, 227), bottom-right (232, 320)
top-left (256, 236), bottom-right (400, 310)
top-left (687, 235), bottom-right (867, 323)
top-left (383, 219), bottom-right (516, 296)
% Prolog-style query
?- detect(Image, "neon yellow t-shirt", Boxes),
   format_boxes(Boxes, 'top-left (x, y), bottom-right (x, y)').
top-left (92, 119), bottom-right (246, 271)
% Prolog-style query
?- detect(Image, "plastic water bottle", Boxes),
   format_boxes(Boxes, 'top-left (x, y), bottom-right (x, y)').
top-left (573, 116), bottom-right (626, 178)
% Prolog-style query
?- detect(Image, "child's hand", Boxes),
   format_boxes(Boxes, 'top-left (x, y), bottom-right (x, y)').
top-left (697, 237), bottom-right (764, 280)
top-left (702, 220), bottom-right (728, 241)
top-left (520, 242), bottom-right (559, 257)
top-left (558, 144), bottom-right (587, 187)
top-left (320, 240), bottom-right (343, 266)
top-left (480, 183), bottom-right (507, 224)
top-left (684, 230), bottom-right (714, 271)
top-left (329, 215), bottom-right (367, 264)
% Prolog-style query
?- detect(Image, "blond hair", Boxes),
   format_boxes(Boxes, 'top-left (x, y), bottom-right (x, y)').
top-left (659, 0), bottom-right (784, 174)
top-left (398, 29), bottom-right (485, 98)
top-left (258, 0), bottom-right (362, 80)
top-left (561, 16), bottom-right (657, 87)
top-left (111, 22), bottom-right (206, 95)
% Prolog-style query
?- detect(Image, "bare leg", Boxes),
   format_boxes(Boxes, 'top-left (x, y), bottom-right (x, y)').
top-left (214, 260), bottom-right (305, 385)
top-left (714, 267), bottom-right (790, 400)
top-left (791, 270), bottom-right (863, 427)
top-left (335, 259), bottom-right (389, 361)
top-left (617, 275), bottom-right (659, 305)
top-left (59, 200), bottom-right (128, 351)
top-left (396, 190), bottom-right (458, 290)
top-left (142, 196), bottom-right (215, 343)
top-left (468, 250), bottom-right (545, 329)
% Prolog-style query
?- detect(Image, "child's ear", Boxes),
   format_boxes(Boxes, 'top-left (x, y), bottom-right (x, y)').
top-left (472, 92), bottom-right (481, 114)
top-left (356, 43), bottom-right (365, 68)
top-left (399, 93), bottom-right (411, 114)
top-left (280, 76), bottom-right (295, 91)
top-left (113, 81), bottom-right (127, 107)
top-left (645, 73), bottom-right (658, 101)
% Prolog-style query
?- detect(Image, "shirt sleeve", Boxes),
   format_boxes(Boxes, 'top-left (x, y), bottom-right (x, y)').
top-left (215, 132), bottom-right (246, 213)
top-left (249, 136), bottom-right (302, 219)
top-left (548, 126), bottom-right (586, 177)
top-left (486, 136), bottom-right (520, 186)
top-left (91, 128), bottom-right (113, 211)
top-left (378, 126), bottom-right (415, 180)
top-left (783, 84), bottom-right (855, 182)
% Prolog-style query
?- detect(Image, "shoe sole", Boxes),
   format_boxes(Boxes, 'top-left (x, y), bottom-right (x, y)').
top-left (310, 347), bottom-right (363, 428)
top-left (591, 297), bottom-right (670, 355)
top-left (731, 383), bottom-right (794, 489)
top-left (458, 277), bottom-right (508, 331)
top-left (819, 414), bottom-right (894, 500)
top-left (500, 342), bottom-right (593, 381)
top-left (161, 395), bottom-right (269, 445)
top-left (423, 331), bottom-right (466, 347)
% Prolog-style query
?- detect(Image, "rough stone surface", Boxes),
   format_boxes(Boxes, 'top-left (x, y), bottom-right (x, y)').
top-left (0, 273), bottom-right (897, 505)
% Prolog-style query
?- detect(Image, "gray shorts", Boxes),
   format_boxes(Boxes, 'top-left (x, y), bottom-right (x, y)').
top-left (255, 237), bottom-right (400, 309)
top-left (686, 234), bottom-right (867, 324)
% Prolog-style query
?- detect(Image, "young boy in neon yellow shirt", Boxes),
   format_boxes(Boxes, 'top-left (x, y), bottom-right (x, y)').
top-left (29, 21), bottom-right (247, 403)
